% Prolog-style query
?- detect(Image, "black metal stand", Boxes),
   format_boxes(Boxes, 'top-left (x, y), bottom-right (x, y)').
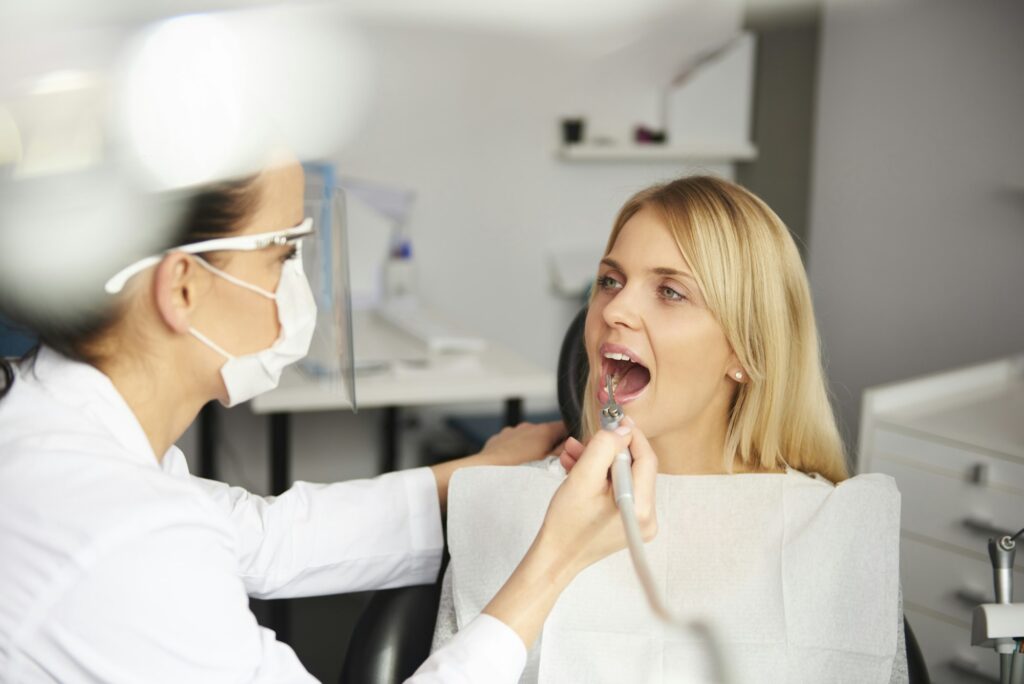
top-left (504, 398), bottom-right (523, 426)
top-left (381, 406), bottom-right (400, 473)
top-left (268, 413), bottom-right (291, 643)
top-left (198, 403), bottom-right (217, 480)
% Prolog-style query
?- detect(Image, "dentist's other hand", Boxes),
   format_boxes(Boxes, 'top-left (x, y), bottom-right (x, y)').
top-left (478, 421), bottom-right (567, 467)
top-left (430, 421), bottom-right (566, 512)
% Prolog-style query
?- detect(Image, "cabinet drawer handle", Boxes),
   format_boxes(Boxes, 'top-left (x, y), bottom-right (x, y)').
top-left (954, 588), bottom-right (991, 607)
top-left (949, 655), bottom-right (1000, 682)
top-left (962, 516), bottom-right (1014, 538)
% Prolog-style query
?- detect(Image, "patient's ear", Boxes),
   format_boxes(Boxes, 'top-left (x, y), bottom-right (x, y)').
top-left (725, 352), bottom-right (747, 384)
top-left (728, 368), bottom-right (747, 384)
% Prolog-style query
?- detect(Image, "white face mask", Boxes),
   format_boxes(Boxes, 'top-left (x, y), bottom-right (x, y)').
top-left (189, 248), bottom-right (317, 407)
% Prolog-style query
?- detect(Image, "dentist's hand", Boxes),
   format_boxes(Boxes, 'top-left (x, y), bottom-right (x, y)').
top-left (430, 421), bottom-right (566, 512)
top-left (483, 420), bottom-right (658, 648)
top-left (541, 419), bottom-right (658, 573)
top-left (557, 435), bottom-right (585, 473)
top-left (477, 421), bottom-right (567, 467)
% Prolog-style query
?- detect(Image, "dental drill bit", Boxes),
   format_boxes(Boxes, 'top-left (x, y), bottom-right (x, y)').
top-left (601, 374), bottom-right (624, 427)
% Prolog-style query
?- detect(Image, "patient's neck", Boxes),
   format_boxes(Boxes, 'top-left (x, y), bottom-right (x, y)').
top-left (650, 421), bottom-right (728, 475)
top-left (650, 413), bottom-right (778, 476)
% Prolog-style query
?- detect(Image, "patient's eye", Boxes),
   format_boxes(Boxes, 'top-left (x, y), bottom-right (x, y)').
top-left (596, 274), bottom-right (623, 292)
top-left (659, 284), bottom-right (686, 302)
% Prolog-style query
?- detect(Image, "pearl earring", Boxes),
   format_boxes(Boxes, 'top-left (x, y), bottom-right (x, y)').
top-left (734, 371), bottom-right (743, 380)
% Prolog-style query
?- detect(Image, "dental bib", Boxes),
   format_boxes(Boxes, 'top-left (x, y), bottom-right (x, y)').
top-left (446, 465), bottom-right (900, 684)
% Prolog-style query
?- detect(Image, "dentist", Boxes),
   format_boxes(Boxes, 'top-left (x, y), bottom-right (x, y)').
top-left (0, 159), bottom-right (658, 683)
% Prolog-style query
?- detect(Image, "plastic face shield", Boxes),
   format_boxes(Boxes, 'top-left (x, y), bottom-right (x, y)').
top-left (300, 171), bottom-right (357, 411)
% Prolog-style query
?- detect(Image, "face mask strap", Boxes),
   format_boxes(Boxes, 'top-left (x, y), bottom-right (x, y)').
top-left (193, 256), bottom-right (277, 300)
top-left (189, 326), bottom-right (235, 361)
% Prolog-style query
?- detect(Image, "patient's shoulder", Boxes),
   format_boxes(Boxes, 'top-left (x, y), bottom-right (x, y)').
top-left (788, 466), bottom-right (899, 494)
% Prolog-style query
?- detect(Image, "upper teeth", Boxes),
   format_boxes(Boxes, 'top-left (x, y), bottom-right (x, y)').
top-left (604, 352), bottom-right (632, 362)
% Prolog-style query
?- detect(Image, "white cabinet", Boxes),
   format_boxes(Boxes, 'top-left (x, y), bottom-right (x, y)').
top-left (859, 355), bottom-right (1024, 683)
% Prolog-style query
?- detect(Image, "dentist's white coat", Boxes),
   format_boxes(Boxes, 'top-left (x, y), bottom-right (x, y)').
top-left (0, 348), bottom-right (526, 683)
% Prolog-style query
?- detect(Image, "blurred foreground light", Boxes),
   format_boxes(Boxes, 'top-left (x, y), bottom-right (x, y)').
top-left (115, 14), bottom-right (253, 191)
top-left (114, 6), bottom-right (371, 191)
top-left (0, 4), bottom-right (371, 331)
top-left (0, 168), bottom-right (183, 324)
top-left (10, 69), bottom-right (106, 178)
top-left (0, 107), bottom-right (21, 167)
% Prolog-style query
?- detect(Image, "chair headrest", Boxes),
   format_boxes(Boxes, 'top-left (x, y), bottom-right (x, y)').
top-left (556, 307), bottom-right (589, 440)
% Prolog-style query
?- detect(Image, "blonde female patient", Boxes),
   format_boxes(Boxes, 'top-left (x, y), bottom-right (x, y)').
top-left (433, 176), bottom-right (906, 683)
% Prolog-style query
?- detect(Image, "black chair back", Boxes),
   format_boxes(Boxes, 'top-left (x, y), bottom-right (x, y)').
top-left (339, 583), bottom-right (443, 684)
top-left (556, 307), bottom-right (589, 440)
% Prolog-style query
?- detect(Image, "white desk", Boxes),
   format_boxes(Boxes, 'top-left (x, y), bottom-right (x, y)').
top-left (245, 309), bottom-right (555, 492)
top-left (254, 309), bottom-right (554, 413)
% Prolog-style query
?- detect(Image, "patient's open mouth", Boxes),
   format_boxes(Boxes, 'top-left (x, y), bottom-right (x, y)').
top-left (598, 345), bottom-right (651, 404)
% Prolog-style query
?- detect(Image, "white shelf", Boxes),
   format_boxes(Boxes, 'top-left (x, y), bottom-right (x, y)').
top-left (556, 141), bottom-right (757, 163)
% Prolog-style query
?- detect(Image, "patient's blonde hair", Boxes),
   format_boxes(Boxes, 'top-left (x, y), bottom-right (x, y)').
top-left (581, 176), bottom-right (849, 483)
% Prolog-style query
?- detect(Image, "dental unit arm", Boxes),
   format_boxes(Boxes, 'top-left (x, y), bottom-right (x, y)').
top-left (599, 375), bottom-right (732, 684)
top-left (972, 526), bottom-right (1024, 684)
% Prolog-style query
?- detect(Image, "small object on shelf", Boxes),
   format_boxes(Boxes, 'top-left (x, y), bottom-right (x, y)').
top-left (634, 125), bottom-right (667, 144)
top-left (561, 117), bottom-right (585, 145)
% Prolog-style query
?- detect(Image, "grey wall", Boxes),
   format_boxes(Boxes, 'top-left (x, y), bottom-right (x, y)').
top-left (738, 6), bottom-right (822, 256)
top-left (808, 0), bottom-right (1024, 455)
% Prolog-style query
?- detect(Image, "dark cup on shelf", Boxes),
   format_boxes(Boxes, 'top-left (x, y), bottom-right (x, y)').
top-left (561, 118), bottom-right (585, 145)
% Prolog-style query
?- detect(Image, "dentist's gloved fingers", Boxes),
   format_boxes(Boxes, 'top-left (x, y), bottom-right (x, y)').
top-left (479, 420), bottom-right (568, 466)
top-left (626, 425), bottom-right (659, 542)
top-left (539, 420), bottom-right (569, 445)
top-left (558, 436), bottom-right (585, 472)
top-left (571, 423), bottom-right (633, 483)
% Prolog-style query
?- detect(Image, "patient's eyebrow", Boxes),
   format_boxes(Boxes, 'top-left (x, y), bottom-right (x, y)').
top-left (600, 257), bottom-right (624, 272)
top-left (601, 258), bottom-right (696, 283)
top-left (652, 267), bottom-right (696, 282)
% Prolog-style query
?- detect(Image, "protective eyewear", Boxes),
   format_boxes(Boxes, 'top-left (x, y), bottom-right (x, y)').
top-left (103, 217), bottom-right (315, 294)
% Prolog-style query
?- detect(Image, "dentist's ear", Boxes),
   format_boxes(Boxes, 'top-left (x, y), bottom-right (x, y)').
top-left (728, 368), bottom-right (747, 383)
top-left (153, 253), bottom-right (204, 334)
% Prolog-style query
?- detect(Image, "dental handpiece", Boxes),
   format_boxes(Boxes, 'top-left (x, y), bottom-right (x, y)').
top-left (600, 375), bottom-right (635, 507)
top-left (601, 375), bottom-right (666, 622)
top-left (598, 374), bottom-right (732, 684)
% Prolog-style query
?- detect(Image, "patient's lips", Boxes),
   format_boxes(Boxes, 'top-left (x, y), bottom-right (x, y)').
top-left (597, 343), bottom-right (651, 405)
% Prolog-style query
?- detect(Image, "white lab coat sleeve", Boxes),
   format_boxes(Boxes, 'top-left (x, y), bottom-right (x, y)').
top-left (23, 507), bottom-right (317, 684)
top-left (406, 614), bottom-right (527, 684)
top-left (191, 467), bottom-right (445, 598)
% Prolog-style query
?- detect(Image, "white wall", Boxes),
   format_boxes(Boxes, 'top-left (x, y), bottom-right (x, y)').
top-left (808, 0), bottom-right (1024, 456)
top-left (333, 20), bottom-right (742, 372)
top-left (180, 15), bottom-right (756, 490)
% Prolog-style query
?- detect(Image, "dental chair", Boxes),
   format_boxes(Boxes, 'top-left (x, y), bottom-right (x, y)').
top-left (339, 308), bottom-right (930, 684)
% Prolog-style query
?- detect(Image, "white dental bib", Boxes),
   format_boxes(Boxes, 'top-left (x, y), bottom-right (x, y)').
top-left (446, 465), bottom-right (900, 684)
